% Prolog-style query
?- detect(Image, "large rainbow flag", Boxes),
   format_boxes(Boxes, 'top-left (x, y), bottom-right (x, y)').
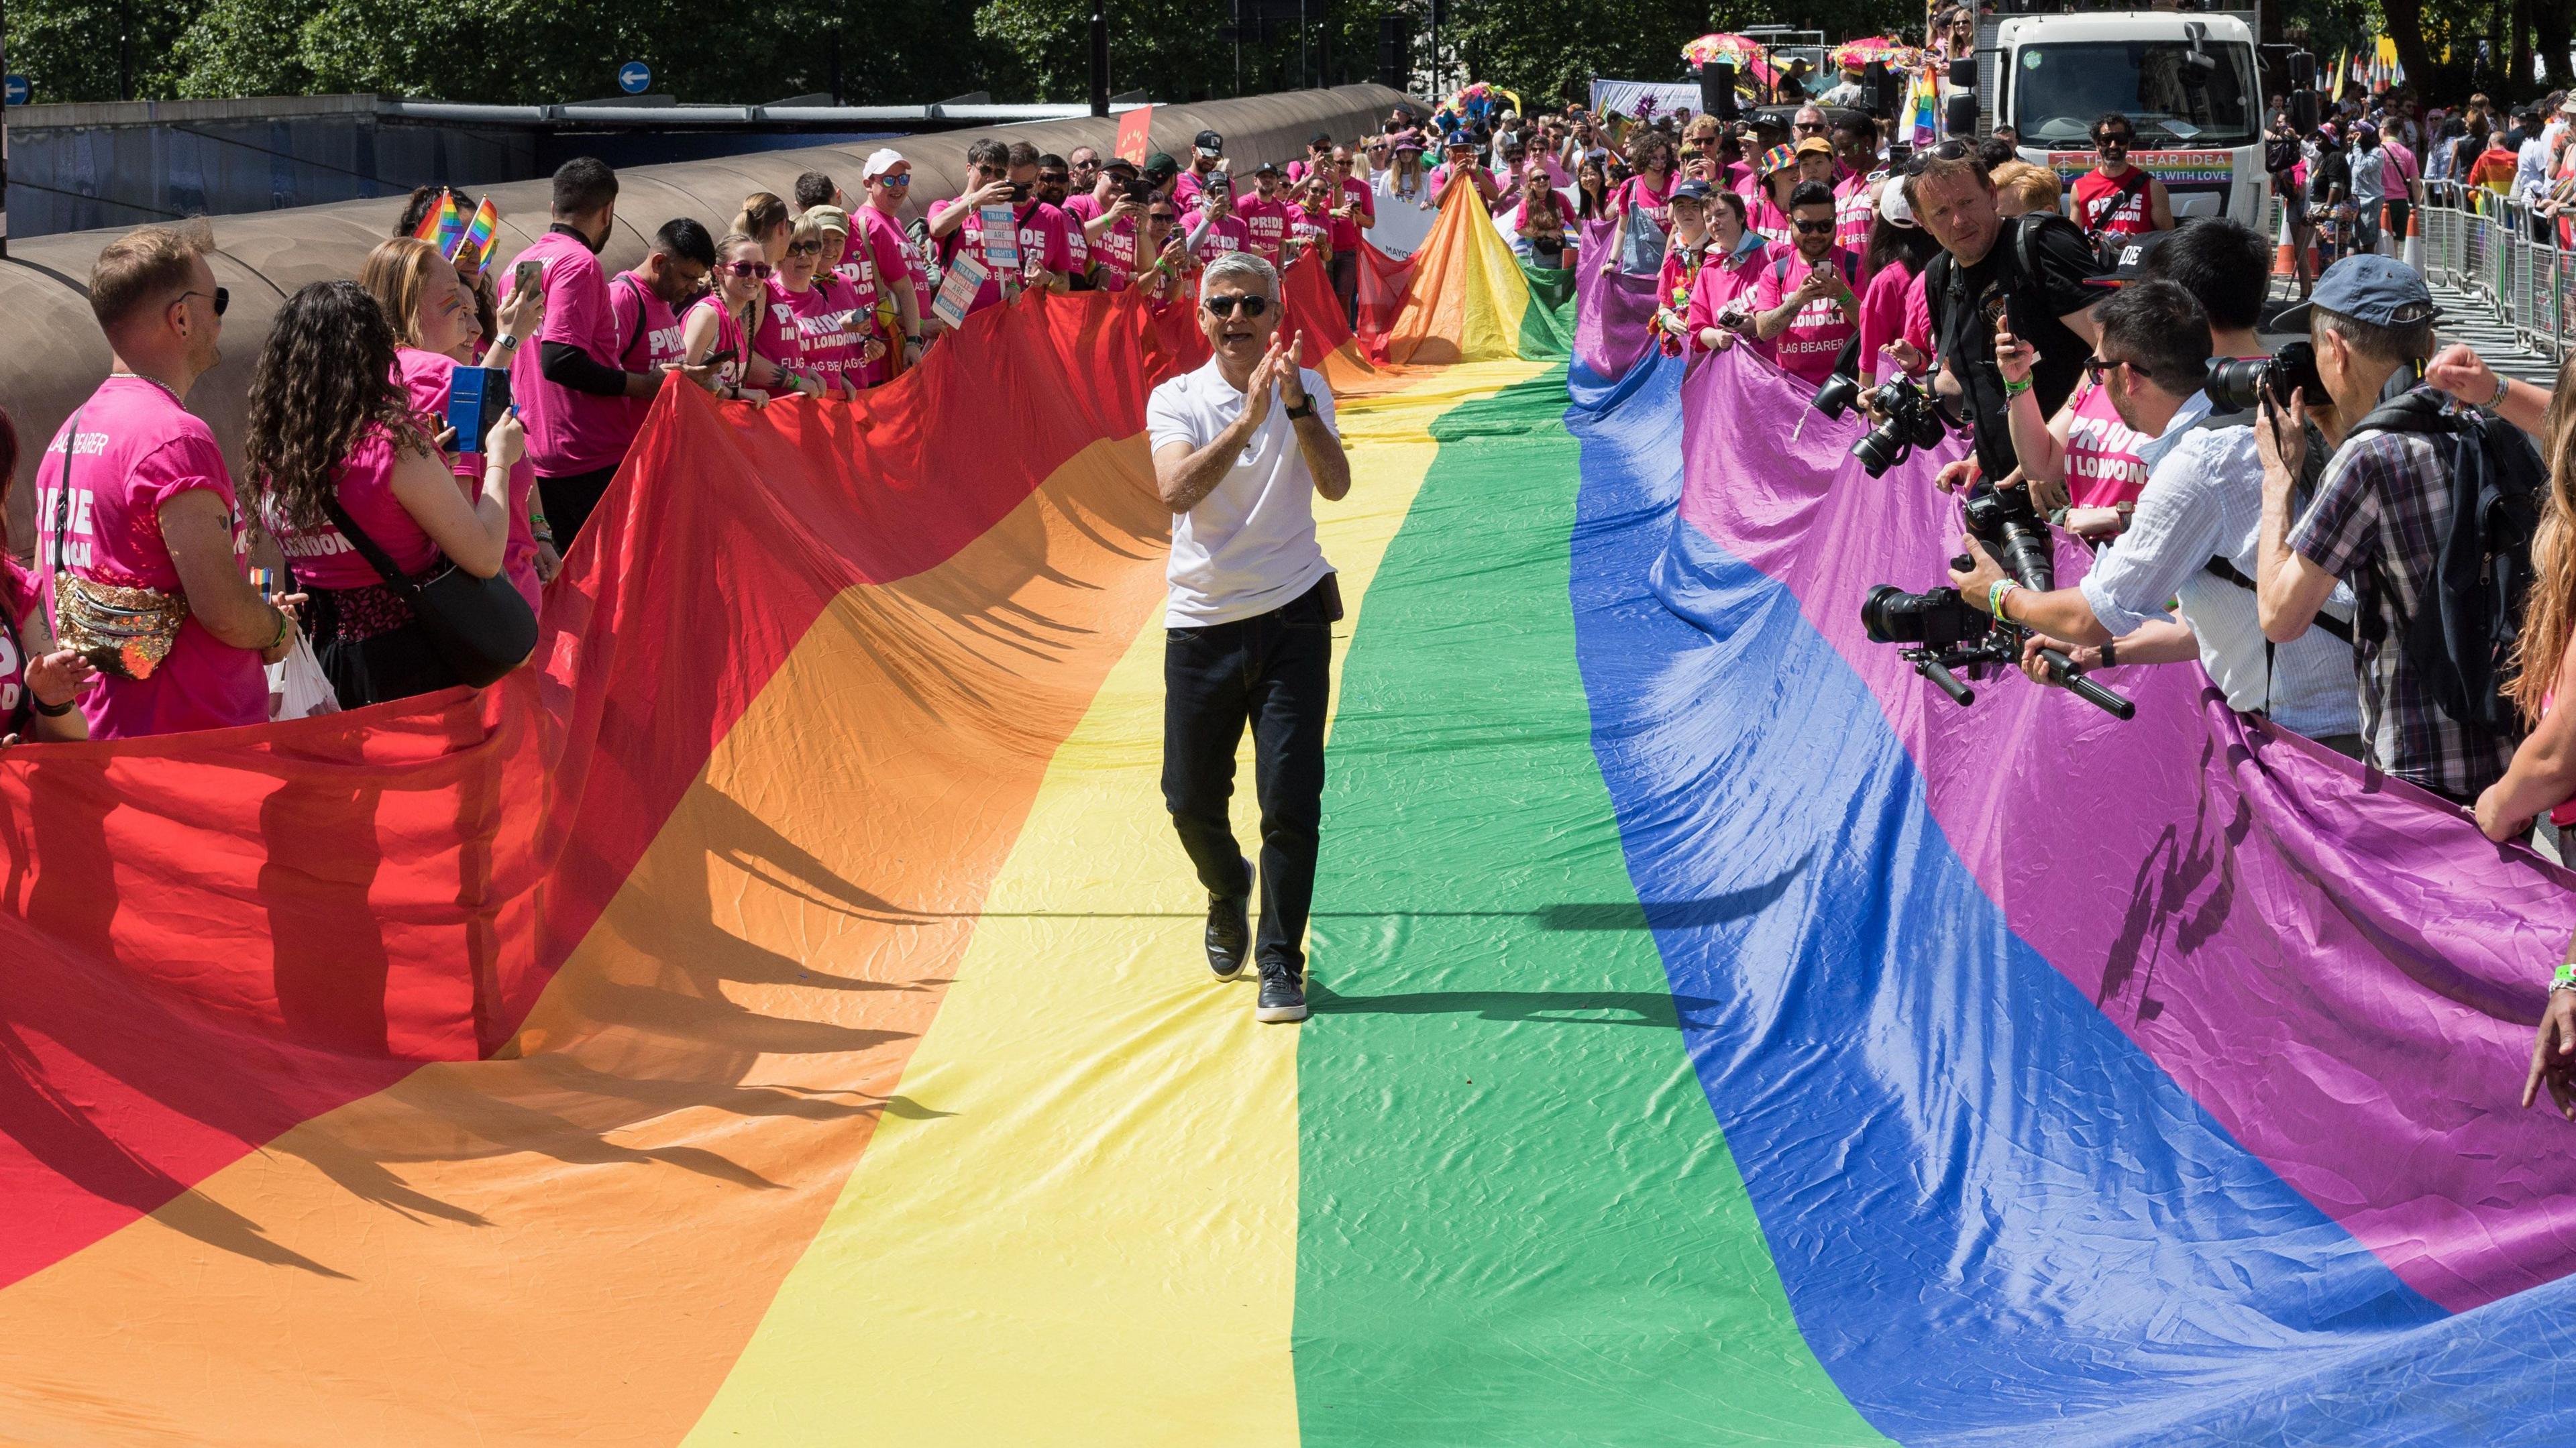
top-left (4, 185), bottom-right (2574, 1444)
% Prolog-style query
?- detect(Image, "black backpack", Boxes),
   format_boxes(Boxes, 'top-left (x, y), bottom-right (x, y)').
top-left (2343, 390), bottom-right (2546, 736)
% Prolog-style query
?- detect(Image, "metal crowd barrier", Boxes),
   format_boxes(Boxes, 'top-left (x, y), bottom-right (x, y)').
top-left (2418, 179), bottom-right (2576, 363)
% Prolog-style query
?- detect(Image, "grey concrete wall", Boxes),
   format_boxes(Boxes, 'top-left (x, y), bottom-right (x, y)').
top-left (0, 84), bottom-right (1407, 557)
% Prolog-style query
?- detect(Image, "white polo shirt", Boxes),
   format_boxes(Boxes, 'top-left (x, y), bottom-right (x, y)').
top-left (1145, 357), bottom-right (1338, 628)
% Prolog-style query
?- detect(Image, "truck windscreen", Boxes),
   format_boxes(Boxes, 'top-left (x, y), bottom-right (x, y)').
top-left (2012, 42), bottom-right (2257, 148)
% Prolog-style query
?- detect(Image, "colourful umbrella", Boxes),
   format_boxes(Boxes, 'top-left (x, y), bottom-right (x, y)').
top-left (1829, 36), bottom-right (1923, 70)
top-left (1681, 33), bottom-right (1778, 85)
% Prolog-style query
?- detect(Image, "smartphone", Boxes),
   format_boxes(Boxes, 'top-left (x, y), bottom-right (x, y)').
top-left (1007, 181), bottom-right (1031, 203)
top-left (443, 366), bottom-right (511, 451)
top-left (512, 258), bottom-right (543, 302)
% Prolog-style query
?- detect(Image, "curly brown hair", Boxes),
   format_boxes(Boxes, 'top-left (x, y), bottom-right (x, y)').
top-left (244, 279), bottom-right (430, 533)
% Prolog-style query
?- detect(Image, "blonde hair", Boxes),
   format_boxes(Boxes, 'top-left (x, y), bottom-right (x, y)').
top-left (733, 191), bottom-right (791, 240)
top-left (2510, 353), bottom-right (2576, 724)
top-left (89, 218), bottom-right (215, 334)
top-left (1989, 161), bottom-right (2061, 216)
top-left (358, 236), bottom-right (445, 348)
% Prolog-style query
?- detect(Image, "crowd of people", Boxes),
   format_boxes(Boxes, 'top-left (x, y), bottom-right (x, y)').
top-left (18, 48), bottom-right (2576, 1057)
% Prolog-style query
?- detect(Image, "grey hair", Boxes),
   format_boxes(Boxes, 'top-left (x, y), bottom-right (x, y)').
top-left (1201, 249), bottom-right (1279, 298)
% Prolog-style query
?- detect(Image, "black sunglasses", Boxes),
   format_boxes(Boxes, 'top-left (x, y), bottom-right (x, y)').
top-left (178, 287), bottom-right (229, 317)
top-left (2083, 355), bottom-right (2127, 381)
top-left (1792, 218), bottom-right (1835, 233)
top-left (2096, 133), bottom-right (2133, 148)
top-left (1202, 294), bottom-right (1273, 318)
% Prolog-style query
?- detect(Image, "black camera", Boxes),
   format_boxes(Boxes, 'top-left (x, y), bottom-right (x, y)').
top-left (1862, 583), bottom-right (1994, 651)
top-left (2205, 341), bottom-right (2328, 414)
top-left (1814, 371), bottom-right (1864, 421)
top-left (1852, 376), bottom-right (1948, 478)
top-left (1960, 480), bottom-right (2056, 592)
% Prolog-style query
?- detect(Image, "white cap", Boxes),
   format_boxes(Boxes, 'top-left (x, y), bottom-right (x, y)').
top-left (861, 148), bottom-right (909, 182)
top-left (1878, 180), bottom-right (1916, 228)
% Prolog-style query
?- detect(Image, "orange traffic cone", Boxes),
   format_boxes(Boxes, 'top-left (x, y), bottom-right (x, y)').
top-left (2273, 209), bottom-right (2296, 275)
top-left (2402, 203), bottom-right (2422, 268)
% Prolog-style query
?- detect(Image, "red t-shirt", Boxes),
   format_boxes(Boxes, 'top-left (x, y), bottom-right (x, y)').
top-left (2072, 167), bottom-right (2158, 237)
top-left (395, 347), bottom-right (539, 614)
top-left (505, 228), bottom-right (633, 476)
top-left (1752, 246), bottom-right (1862, 384)
top-left (36, 375), bottom-right (264, 738)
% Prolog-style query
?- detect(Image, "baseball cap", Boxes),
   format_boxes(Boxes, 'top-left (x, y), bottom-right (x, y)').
top-left (1195, 129), bottom-right (1224, 156)
top-left (1393, 129), bottom-right (1427, 154)
top-left (804, 203), bottom-right (851, 236)
top-left (859, 148), bottom-right (908, 182)
top-left (2085, 229), bottom-right (2174, 286)
top-left (1794, 135), bottom-right (1833, 158)
top-left (1102, 156), bottom-right (1139, 176)
top-left (1878, 184), bottom-right (1917, 228)
top-left (1143, 152), bottom-right (1180, 182)
top-left (1670, 178), bottom-right (1715, 202)
top-left (2272, 255), bottom-right (2440, 333)
top-left (1252, 158), bottom-right (1282, 174)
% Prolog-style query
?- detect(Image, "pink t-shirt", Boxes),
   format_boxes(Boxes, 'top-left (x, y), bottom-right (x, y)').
top-left (1682, 235), bottom-right (1778, 349)
top-left (1748, 191), bottom-right (1792, 245)
top-left (1, 557), bottom-right (41, 731)
top-left (683, 293), bottom-right (751, 392)
top-left (1856, 262), bottom-right (1923, 382)
top-left (2062, 380), bottom-right (2153, 508)
top-left (609, 272), bottom-right (686, 436)
top-left (1902, 268), bottom-right (1934, 359)
top-left (1428, 163), bottom-right (1495, 207)
top-left (35, 376), bottom-right (264, 738)
top-left (1172, 167), bottom-right (1230, 214)
top-left (1331, 177), bottom-right (1375, 251)
top-left (267, 428), bottom-right (440, 592)
top-left (1291, 204), bottom-right (1334, 254)
top-left (395, 347), bottom-right (540, 614)
top-left (1752, 246), bottom-right (1862, 384)
top-left (1834, 171), bottom-right (1879, 255)
top-left (1093, 218), bottom-right (1142, 290)
top-left (506, 227), bottom-right (633, 476)
top-left (1193, 211), bottom-right (1252, 258)
top-left (753, 277), bottom-right (810, 376)
top-left (1655, 239), bottom-right (1712, 316)
top-left (936, 199), bottom-right (1080, 312)
top-left (783, 273), bottom-right (873, 394)
top-left (854, 205), bottom-right (929, 323)
top-left (1236, 198), bottom-right (1292, 264)
top-left (1613, 173), bottom-right (1674, 230)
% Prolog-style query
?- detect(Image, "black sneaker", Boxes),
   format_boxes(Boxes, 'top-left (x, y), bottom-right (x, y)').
top-left (1255, 962), bottom-right (1309, 1023)
top-left (1205, 865), bottom-right (1252, 981)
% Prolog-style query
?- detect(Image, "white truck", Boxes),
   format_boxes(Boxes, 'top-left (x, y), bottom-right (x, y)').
top-left (1977, 9), bottom-right (2273, 230)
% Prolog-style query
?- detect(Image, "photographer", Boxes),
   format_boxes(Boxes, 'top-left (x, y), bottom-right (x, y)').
top-left (1906, 144), bottom-right (2107, 494)
top-left (1945, 281), bottom-right (2362, 750)
top-left (2253, 257), bottom-right (2520, 803)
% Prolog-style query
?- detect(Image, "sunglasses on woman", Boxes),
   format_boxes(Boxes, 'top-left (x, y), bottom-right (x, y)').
top-left (1202, 295), bottom-right (1273, 318)
top-left (786, 239), bottom-right (823, 256)
top-left (721, 260), bottom-right (774, 278)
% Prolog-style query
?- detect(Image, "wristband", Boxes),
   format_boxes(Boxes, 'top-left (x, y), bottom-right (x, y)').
top-left (2099, 638), bottom-right (2118, 669)
top-left (2002, 376), bottom-right (2033, 398)
top-left (494, 333), bottom-right (520, 351)
top-left (30, 693), bottom-right (74, 718)
top-left (268, 605), bottom-right (293, 653)
top-left (2554, 962), bottom-right (2576, 993)
top-left (2491, 372), bottom-right (2514, 409)
top-left (1987, 578), bottom-right (2020, 619)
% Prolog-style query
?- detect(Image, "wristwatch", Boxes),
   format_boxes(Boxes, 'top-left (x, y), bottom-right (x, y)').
top-left (1285, 397), bottom-right (1314, 419)
top-left (2100, 638), bottom-right (2118, 669)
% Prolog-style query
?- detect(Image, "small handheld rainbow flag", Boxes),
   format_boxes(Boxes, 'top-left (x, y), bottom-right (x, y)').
top-left (412, 189), bottom-right (461, 247)
top-left (449, 197), bottom-right (500, 268)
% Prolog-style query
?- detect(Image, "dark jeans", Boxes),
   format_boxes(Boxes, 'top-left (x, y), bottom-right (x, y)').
top-left (539, 465), bottom-right (619, 549)
top-left (1163, 577), bottom-right (1335, 972)
top-left (1330, 250), bottom-right (1360, 330)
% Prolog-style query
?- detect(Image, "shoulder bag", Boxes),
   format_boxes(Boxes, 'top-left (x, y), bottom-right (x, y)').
top-left (320, 489), bottom-right (536, 688)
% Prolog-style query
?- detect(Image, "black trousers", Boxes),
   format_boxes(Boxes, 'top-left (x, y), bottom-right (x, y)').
top-left (1163, 577), bottom-right (1335, 971)
top-left (1330, 250), bottom-right (1360, 330)
top-left (538, 465), bottom-right (619, 549)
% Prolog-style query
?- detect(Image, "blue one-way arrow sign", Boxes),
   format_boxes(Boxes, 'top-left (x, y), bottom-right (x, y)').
top-left (5, 76), bottom-right (32, 107)
top-left (617, 62), bottom-right (651, 96)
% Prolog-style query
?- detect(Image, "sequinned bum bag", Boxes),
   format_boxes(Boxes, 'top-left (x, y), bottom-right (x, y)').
top-left (50, 410), bottom-right (189, 681)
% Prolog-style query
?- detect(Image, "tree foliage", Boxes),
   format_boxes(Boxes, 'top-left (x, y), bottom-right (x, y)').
top-left (4, 0), bottom-right (2561, 110)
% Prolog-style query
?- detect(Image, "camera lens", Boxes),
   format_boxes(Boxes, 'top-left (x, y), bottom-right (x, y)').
top-left (2204, 355), bottom-right (2273, 414)
top-left (1851, 423), bottom-right (1909, 477)
top-left (1814, 372), bottom-right (1863, 420)
top-left (1860, 585), bottom-right (1919, 644)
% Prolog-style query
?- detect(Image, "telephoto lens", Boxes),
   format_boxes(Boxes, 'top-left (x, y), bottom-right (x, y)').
top-left (2205, 341), bottom-right (2327, 414)
top-left (1860, 583), bottom-right (1992, 650)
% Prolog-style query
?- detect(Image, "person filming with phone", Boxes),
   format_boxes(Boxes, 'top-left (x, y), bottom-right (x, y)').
top-left (1145, 252), bottom-right (1351, 1027)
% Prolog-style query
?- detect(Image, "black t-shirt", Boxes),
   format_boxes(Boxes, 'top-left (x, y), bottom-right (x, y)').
top-left (1931, 213), bottom-right (2106, 482)
top-left (2308, 148), bottom-right (2350, 205)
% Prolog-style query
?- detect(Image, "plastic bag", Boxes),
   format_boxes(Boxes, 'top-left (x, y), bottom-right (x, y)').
top-left (267, 631), bottom-right (341, 721)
